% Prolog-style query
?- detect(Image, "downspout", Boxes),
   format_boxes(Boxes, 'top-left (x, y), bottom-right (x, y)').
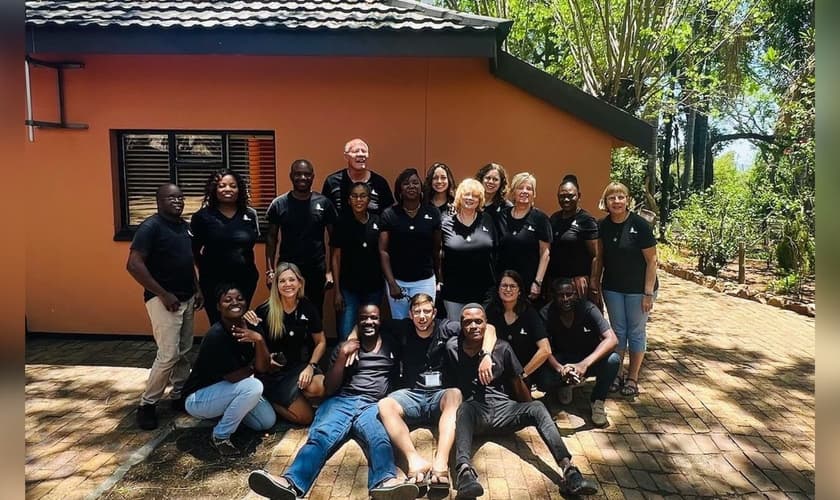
top-left (24, 58), bottom-right (34, 142)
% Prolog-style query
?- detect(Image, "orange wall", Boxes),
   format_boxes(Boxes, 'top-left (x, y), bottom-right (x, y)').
top-left (24, 55), bottom-right (612, 335)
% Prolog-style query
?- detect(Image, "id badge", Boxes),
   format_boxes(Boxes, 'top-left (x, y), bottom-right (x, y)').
top-left (420, 371), bottom-right (442, 388)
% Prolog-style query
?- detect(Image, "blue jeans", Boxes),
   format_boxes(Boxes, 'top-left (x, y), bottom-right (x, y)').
top-left (387, 388), bottom-right (448, 424)
top-left (283, 394), bottom-right (397, 495)
top-left (337, 288), bottom-right (384, 341)
top-left (603, 290), bottom-right (653, 354)
top-left (385, 275), bottom-right (437, 320)
top-left (185, 377), bottom-right (276, 439)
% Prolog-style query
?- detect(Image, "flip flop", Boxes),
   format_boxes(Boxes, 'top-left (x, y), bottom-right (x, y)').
top-left (370, 481), bottom-right (420, 500)
top-left (429, 469), bottom-right (451, 491)
top-left (406, 467), bottom-right (430, 497)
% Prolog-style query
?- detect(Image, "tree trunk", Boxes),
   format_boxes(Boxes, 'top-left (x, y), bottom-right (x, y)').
top-left (692, 112), bottom-right (708, 190)
top-left (646, 115), bottom-right (659, 208)
top-left (659, 114), bottom-right (674, 240)
top-left (704, 140), bottom-right (714, 188)
top-left (682, 107), bottom-right (695, 194)
top-left (738, 242), bottom-right (746, 284)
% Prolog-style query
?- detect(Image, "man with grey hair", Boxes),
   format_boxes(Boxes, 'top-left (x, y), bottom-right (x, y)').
top-left (444, 303), bottom-right (598, 498)
top-left (321, 138), bottom-right (395, 215)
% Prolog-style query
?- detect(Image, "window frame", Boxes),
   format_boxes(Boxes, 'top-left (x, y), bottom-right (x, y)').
top-left (112, 129), bottom-right (276, 242)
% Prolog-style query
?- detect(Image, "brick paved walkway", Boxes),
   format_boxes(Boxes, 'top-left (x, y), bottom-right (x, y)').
top-left (25, 273), bottom-right (815, 499)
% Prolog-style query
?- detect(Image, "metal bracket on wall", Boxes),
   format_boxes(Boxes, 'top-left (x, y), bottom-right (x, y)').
top-left (24, 56), bottom-right (89, 142)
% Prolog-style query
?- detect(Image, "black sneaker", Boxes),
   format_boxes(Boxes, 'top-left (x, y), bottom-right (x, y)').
top-left (561, 464), bottom-right (598, 496)
top-left (136, 404), bottom-right (158, 430)
top-left (248, 470), bottom-right (298, 499)
top-left (454, 463), bottom-right (483, 498)
top-left (210, 435), bottom-right (240, 457)
top-left (169, 397), bottom-right (186, 413)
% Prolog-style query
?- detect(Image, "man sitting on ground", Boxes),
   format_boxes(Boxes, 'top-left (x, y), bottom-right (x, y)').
top-left (377, 293), bottom-right (496, 492)
top-left (247, 304), bottom-right (418, 500)
top-left (445, 303), bottom-right (598, 498)
top-left (540, 278), bottom-right (620, 427)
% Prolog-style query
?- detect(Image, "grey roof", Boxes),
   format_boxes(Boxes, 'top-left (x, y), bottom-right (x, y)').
top-left (25, 0), bottom-right (509, 32)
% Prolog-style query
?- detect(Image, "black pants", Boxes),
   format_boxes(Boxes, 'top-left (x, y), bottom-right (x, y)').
top-left (200, 267), bottom-right (259, 324)
top-left (538, 352), bottom-right (621, 402)
top-left (455, 397), bottom-right (571, 468)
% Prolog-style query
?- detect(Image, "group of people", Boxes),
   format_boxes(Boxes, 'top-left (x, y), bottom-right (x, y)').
top-left (126, 137), bottom-right (658, 499)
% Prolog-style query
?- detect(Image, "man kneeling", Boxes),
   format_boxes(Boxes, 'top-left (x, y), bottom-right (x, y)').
top-left (248, 304), bottom-right (417, 500)
top-left (377, 293), bottom-right (496, 492)
top-left (445, 303), bottom-right (598, 498)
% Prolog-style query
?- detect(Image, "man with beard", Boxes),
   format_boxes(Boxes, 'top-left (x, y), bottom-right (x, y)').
top-left (377, 293), bottom-right (496, 492)
top-left (445, 303), bottom-right (598, 498)
top-left (321, 138), bottom-right (395, 216)
top-left (265, 159), bottom-right (337, 315)
top-left (248, 304), bottom-right (418, 500)
top-left (540, 278), bottom-right (620, 427)
top-left (127, 184), bottom-right (204, 430)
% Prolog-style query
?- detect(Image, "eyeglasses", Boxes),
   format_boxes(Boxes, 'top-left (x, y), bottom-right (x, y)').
top-left (500, 283), bottom-right (519, 290)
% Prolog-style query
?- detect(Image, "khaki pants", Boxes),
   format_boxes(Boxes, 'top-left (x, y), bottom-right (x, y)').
top-left (140, 296), bottom-right (195, 405)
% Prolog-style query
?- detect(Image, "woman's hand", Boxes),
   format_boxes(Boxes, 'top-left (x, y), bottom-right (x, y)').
top-left (529, 282), bottom-right (541, 300)
top-left (232, 325), bottom-right (263, 343)
top-left (387, 281), bottom-right (404, 300)
top-left (298, 364), bottom-right (314, 389)
top-left (334, 290), bottom-right (345, 312)
top-left (243, 310), bottom-right (261, 326)
top-left (642, 294), bottom-right (654, 313)
top-left (265, 269), bottom-right (275, 289)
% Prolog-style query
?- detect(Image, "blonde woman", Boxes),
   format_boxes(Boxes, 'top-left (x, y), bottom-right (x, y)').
top-left (590, 182), bottom-right (658, 399)
top-left (245, 262), bottom-right (326, 425)
top-left (497, 172), bottom-right (552, 301)
top-left (439, 179), bottom-right (498, 319)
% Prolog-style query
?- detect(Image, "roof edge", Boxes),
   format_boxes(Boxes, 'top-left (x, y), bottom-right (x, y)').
top-left (492, 51), bottom-right (654, 153)
top-left (388, 0), bottom-right (513, 42)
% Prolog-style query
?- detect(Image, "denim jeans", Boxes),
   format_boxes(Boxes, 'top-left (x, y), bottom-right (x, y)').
top-left (283, 394), bottom-right (397, 495)
top-left (539, 352), bottom-right (621, 402)
top-left (185, 377), bottom-right (276, 439)
top-left (603, 290), bottom-right (654, 353)
top-left (141, 296), bottom-right (195, 405)
top-left (337, 288), bottom-right (384, 341)
top-left (385, 275), bottom-right (437, 320)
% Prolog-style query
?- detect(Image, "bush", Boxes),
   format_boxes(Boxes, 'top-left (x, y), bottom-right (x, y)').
top-left (668, 162), bottom-right (758, 275)
top-left (768, 273), bottom-right (801, 296)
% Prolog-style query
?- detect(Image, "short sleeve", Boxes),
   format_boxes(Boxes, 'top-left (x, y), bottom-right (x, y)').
top-left (189, 210), bottom-right (206, 243)
top-left (375, 175), bottom-right (396, 209)
top-left (130, 217), bottom-right (158, 254)
top-left (524, 307), bottom-right (548, 341)
top-left (430, 205), bottom-right (442, 229)
top-left (302, 300), bottom-right (323, 334)
top-left (536, 211), bottom-right (553, 243)
top-left (579, 213), bottom-right (599, 240)
top-left (266, 196), bottom-right (284, 225)
top-left (635, 214), bottom-right (657, 249)
top-left (502, 343), bottom-right (524, 378)
top-left (202, 331), bottom-right (247, 378)
top-left (583, 302), bottom-right (612, 335)
top-left (379, 208), bottom-right (397, 232)
top-left (247, 207), bottom-right (261, 237)
top-left (324, 198), bottom-right (338, 226)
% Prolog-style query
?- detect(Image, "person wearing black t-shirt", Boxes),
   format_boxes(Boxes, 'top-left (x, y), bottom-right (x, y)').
top-left (485, 270), bottom-right (551, 391)
top-left (497, 173), bottom-right (552, 301)
top-left (265, 160), bottom-right (338, 316)
top-left (379, 168), bottom-right (442, 320)
top-left (321, 138), bottom-right (395, 216)
top-left (546, 174), bottom-right (599, 306)
top-left (182, 285), bottom-right (275, 456)
top-left (424, 162), bottom-right (455, 216)
top-left (591, 182), bottom-right (658, 399)
top-left (244, 262), bottom-right (326, 426)
top-left (474, 162), bottom-right (513, 233)
top-left (331, 182), bottom-right (385, 340)
top-left (191, 169), bottom-right (261, 324)
top-left (127, 184), bottom-right (203, 431)
top-left (540, 279), bottom-right (619, 427)
top-left (376, 294), bottom-right (496, 492)
top-left (443, 304), bottom-right (597, 498)
top-left (440, 178), bottom-right (498, 319)
top-left (248, 305), bottom-right (419, 500)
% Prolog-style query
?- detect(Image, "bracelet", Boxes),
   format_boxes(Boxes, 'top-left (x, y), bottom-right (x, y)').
top-left (265, 269), bottom-right (275, 276)
top-left (644, 293), bottom-right (654, 297)
top-left (534, 279), bottom-right (542, 287)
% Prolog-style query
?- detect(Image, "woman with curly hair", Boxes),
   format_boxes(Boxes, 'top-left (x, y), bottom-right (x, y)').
top-left (190, 169), bottom-right (260, 324)
top-left (424, 162), bottom-right (456, 216)
top-left (475, 162), bottom-right (512, 223)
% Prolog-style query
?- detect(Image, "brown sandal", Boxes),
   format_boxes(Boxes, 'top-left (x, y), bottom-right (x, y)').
top-left (621, 378), bottom-right (639, 397)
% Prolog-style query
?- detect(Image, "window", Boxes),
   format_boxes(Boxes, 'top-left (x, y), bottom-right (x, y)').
top-left (113, 130), bottom-right (276, 240)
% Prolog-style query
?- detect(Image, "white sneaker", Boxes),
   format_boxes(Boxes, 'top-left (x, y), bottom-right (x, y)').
top-left (558, 385), bottom-right (573, 405)
top-left (591, 400), bottom-right (608, 427)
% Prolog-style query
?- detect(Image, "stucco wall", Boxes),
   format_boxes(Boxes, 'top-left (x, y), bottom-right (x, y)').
top-left (24, 55), bottom-right (612, 335)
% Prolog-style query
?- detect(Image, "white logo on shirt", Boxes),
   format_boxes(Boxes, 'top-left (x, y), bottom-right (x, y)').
top-left (583, 326), bottom-right (591, 333)
top-left (465, 235), bottom-right (472, 242)
top-left (300, 314), bottom-right (308, 321)
top-left (571, 220), bottom-right (578, 227)
top-left (629, 226), bottom-right (638, 234)
top-left (373, 223), bottom-right (379, 230)
top-left (371, 189), bottom-right (378, 195)
top-left (519, 328), bottom-right (527, 335)
top-left (482, 225), bottom-right (488, 232)
top-left (315, 203), bottom-right (323, 211)
top-left (243, 214), bottom-right (252, 221)
top-left (424, 214), bottom-right (433, 220)
top-left (527, 225), bottom-right (535, 232)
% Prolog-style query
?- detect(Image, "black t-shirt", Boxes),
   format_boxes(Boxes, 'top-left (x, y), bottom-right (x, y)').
top-left (444, 337), bottom-right (522, 403)
top-left (484, 199), bottom-right (513, 234)
top-left (130, 214), bottom-right (195, 302)
top-left (190, 206), bottom-right (260, 275)
top-left (254, 298), bottom-right (322, 365)
top-left (182, 322), bottom-right (256, 397)
top-left (497, 207), bottom-right (553, 287)
top-left (441, 212), bottom-right (497, 304)
top-left (599, 212), bottom-right (658, 294)
top-left (547, 209), bottom-right (598, 280)
top-left (486, 304), bottom-right (547, 367)
top-left (331, 213), bottom-right (383, 294)
top-left (266, 192), bottom-right (337, 271)
top-left (321, 169), bottom-right (395, 216)
top-left (380, 204), bottom-right (441, 282)
top-left (540, 300), bottom-right (611, 362)
top-left (330, 333), bottom-right (401, 399)
top-left (391, 318), bottom-right (460, 390)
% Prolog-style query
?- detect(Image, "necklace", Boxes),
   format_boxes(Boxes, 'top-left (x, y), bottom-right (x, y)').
top-left (404, 205), bottom-right (419, 217)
